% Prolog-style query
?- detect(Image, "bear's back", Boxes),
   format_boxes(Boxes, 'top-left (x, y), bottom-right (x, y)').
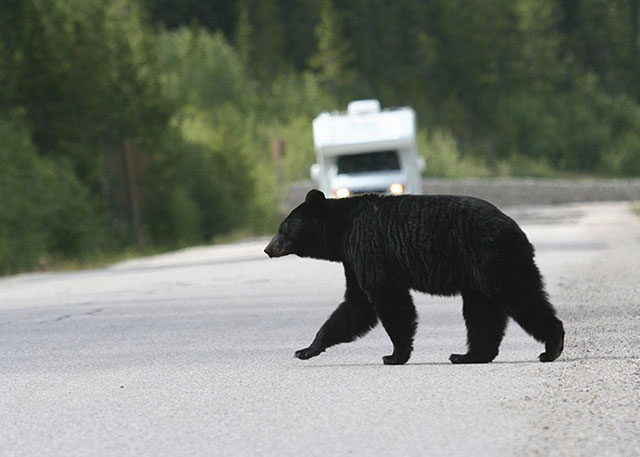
top-left (341, 194), bottom-right (532, 296)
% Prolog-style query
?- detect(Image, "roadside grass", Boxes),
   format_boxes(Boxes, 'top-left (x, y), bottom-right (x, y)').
top-left (419, 129), bottom-right (594, 179)
top-left (2, 229), bottom-right (267, 277)
top-left (31, 247), bottom-right (166, 273)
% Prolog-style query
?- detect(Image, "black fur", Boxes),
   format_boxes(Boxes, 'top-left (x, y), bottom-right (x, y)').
top-left (264, 189), bottom-right (564, 365)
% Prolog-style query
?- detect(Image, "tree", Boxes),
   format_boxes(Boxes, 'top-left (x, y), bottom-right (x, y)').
top-left (308, 0), bottom-right (354, 98)
top-left (0, 117), bottom-right (102, 273)
top-left (233, 0), bottom-right (286, 82)
top-left (8, 0), bottom-right (168, 187)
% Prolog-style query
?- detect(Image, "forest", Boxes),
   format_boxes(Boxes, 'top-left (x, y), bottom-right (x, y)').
top-left (1, 0), bottom-right (640, 273)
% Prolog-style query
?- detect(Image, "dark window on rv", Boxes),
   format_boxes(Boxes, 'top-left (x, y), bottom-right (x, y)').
top-left (336, 150), bottom-right (400, 174)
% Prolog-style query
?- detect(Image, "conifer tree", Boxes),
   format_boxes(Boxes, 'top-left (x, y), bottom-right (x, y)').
top-left (308, 0), bottom-right (354, 98)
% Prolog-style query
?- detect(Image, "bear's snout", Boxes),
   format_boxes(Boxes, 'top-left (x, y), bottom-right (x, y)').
top-left (264, 236), bottom-right (289, 258)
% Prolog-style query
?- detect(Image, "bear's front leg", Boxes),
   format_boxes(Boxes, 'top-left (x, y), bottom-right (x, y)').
top-left (294, 298), bottom-right (378, 360)
top-left (371, 287), bottom-right (417, 365)
top-left (294, 266), bottom-right (378, 361)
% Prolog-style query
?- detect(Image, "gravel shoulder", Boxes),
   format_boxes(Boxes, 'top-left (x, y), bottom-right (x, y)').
top-left (510, 203), bottom-right (640, 457)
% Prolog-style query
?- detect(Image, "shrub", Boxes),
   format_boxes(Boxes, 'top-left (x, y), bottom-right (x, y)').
top-left (0, 117), bottom-right (102, 273)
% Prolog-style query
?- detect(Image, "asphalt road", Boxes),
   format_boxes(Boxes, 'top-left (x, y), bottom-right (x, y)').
top-left (0, 202), bottom-right (639, 456)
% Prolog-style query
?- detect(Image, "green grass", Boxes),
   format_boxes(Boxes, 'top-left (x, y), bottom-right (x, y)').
top-left (30, 247), bottom-right (165, 273)
top-left (4, 229), bottom-right (267, 277)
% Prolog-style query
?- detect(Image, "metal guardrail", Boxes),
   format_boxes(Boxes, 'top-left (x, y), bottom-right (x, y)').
top-left (283, 178), bottom-right (640, 213)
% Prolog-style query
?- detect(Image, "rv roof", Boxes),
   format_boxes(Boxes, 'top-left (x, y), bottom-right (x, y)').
top-left (347, 99), bottom-right (381, 115)
top-left (313, 106), bottom-right (416, 152)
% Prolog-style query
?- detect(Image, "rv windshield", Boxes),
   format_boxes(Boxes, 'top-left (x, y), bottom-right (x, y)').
top-left (336, 150), bottom-right (400, 175)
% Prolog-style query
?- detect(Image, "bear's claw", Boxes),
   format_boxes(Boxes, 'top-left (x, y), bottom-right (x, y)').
top-left (294, 346), bottom-right (323, 360)
top-left (382, 352), bottom-right (410, 365)
top-left (539, 320), bottom-right (565, 362)
top-left (449, 352), bottom-right (496, 364)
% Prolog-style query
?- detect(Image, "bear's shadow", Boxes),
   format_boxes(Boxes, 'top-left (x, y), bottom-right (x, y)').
top-left (305, 355), bottom-right (632, 368)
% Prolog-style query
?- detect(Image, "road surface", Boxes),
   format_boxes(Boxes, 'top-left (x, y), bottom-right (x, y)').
top-left (0, 202), bottom-right (638, 456)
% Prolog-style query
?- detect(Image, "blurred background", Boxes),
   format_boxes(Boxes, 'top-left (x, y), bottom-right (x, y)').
top-left (1, 0), bottom-right (639, 274)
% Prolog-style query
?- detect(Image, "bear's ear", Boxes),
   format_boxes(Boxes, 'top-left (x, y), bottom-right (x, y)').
top-left (305, 189), bottom-right (325, 206)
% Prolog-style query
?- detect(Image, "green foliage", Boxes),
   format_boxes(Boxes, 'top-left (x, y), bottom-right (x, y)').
top-left (232, 0), bottom-right (286, 81)
top-left (8, 0), bottom-right (168, 185)
top-left (419, 129), bottom-right (490, 178)
top-left (143, 128), bottom-right (254, 247)
top-left (308, 0), bottom-right (354, 98)
top-left (156, 27), bottom-right (252, 111)
top-left (497, 74), bottom-right (640, 176)
top-left (3, 0), bottom-right (640, 274)
top-left (154, 27), bottom-right (337, 234)
top-left (0, 117), bottom-right (102, 273)
top-left (253, 72), bottom-right (335, 184)
top-left (154, 28), bottom-right (266, 235)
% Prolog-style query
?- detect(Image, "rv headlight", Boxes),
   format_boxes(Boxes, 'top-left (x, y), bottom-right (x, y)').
top-left (389, 183), bottom-right (405, 195)
top-left (334, 187), bottom-right (351, 199)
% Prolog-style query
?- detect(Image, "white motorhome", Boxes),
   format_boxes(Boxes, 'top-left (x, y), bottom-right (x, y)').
top-left (310, 99), bottom-right (425, 198)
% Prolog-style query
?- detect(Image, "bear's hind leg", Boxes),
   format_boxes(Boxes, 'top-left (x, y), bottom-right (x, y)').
top-left (372, 288), bottom-right (417, 365)
top-left (509, 292), bottom-right (564, 362)
top-left (450, 291), bottom-right (508, 364)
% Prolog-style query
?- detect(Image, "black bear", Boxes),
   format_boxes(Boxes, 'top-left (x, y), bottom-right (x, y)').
top-left (264, 189), bottom-right (564, 365)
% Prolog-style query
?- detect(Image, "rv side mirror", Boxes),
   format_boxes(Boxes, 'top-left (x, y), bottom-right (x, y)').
top-left (310, 163), bottom-right (320, 183)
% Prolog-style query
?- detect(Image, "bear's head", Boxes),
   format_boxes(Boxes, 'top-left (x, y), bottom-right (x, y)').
top-left (264, 189), bottom-right (343, 261)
